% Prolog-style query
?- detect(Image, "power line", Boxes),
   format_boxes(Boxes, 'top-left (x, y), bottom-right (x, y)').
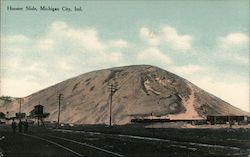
top-left (19, 98), bottom-right (22, 113)
top-left (58, 94), bottom-right (63, 125)
top-left (108, 82), bottom-right (118, 127)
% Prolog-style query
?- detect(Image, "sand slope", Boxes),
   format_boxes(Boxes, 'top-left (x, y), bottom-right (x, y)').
top-left (0, 65), bottom-right (247, 124)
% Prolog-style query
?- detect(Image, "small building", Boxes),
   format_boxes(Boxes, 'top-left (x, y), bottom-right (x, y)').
top-left (29, 104), bottom-right (49, 126)
top-left (30, 104), bottom-right (44, 115)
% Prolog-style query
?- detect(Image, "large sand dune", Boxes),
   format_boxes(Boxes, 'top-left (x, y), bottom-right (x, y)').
top-left (0, 65), bottom-right (247, 124)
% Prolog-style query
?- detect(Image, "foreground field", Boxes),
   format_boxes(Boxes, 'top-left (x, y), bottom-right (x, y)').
top-left (0, 124), bottom-right (250, 157)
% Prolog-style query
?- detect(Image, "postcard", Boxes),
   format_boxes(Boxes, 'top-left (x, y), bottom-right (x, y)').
top-left (0, 0), bottom-right (249, 156)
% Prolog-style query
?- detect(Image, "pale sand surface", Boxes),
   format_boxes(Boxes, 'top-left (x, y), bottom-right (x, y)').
top-left (0, 65), bottom-right (247, 125)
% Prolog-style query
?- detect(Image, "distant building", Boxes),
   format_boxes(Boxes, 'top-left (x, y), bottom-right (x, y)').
top-left (29, 104), bottom-right (49, 126)
top-left (30, 104), bottom-right (44, 115)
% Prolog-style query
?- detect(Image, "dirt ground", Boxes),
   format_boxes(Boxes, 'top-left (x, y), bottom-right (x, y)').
top-left (0, 124), bottom-right (250, 157)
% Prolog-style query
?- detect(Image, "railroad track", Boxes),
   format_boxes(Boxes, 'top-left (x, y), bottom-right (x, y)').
top-left (4, 128), bottom-right (248, 157)
top-left (53, 128), bottom-right (248, 152)
top-left (22, 133), bottom-right (124, 157)
top-left (51, 129), bottom-right (250, 157)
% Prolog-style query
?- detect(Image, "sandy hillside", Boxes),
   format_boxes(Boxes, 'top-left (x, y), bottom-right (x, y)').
top-left (0, 65), bottom-right (247, 124)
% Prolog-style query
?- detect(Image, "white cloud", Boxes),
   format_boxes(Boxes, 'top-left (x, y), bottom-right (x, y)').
top-left (2, 57), bottom-right (22, 69)
top-left (2, 35), bottom-right (30, 44)
top-left (46, 21), bottom-right (130, 52)
top-left (2, 35), bottom-right (32, 54)
top-left (218, 33), bottom-right (249, 49)
top-left (172, 65), bottom-right (206, 75)
top-left (215, 33), bottom-right (249, 65)
top-left (49, 21), bottom-right (68, 32)
top-left (48, 21), bottom-right (106, 51)
top-left (4, 47), bottom-right (26, 54)
top-left (137, 47), bottom-right (173, 65)
top-left (140, 27), bottom-right (160, 46)
top-left (162, 26), bottom-right (193, 51)
top-left (1, 21), bottom-right (131, 97)
top-left (215, 52), bottom-right (249, 65)
top-left (108, 39), bottom-right (129, 48)
top-left (58, 61), bottom-right (74, 71)
top-left (139, 26), bottom-right (193, 52)
top-left (36, 39), bottom-right (55, 51)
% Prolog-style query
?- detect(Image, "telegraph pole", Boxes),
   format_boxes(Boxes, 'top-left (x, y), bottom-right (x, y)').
top-left (57, 94), bottom-right (63, 125)
top-left (108, 82), bottom-right (118, 127)
top-left (19, 98), bottom-right (22, 113)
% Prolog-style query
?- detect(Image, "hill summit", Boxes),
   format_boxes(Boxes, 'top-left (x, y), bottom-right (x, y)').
top-left (0, 65), bottom-right (246, 124)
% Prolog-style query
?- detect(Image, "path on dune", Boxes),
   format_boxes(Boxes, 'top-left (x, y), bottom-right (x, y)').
top-left (169, 84), bottom-right (201, 120)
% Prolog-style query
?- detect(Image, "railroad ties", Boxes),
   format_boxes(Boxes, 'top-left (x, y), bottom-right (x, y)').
top-left (22, 133), bottom-right (124, 157)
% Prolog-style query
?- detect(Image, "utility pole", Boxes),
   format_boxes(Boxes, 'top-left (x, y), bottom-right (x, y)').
top-left (108, 82), bottom-right (118, 127)
top-left (19, 98), bottom-right (22, 113)
top-left (57, 94), bottom-right (63, 125)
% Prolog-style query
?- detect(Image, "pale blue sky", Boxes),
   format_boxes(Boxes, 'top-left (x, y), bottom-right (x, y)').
top-left (1, 0), bottom-right (249, 111)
